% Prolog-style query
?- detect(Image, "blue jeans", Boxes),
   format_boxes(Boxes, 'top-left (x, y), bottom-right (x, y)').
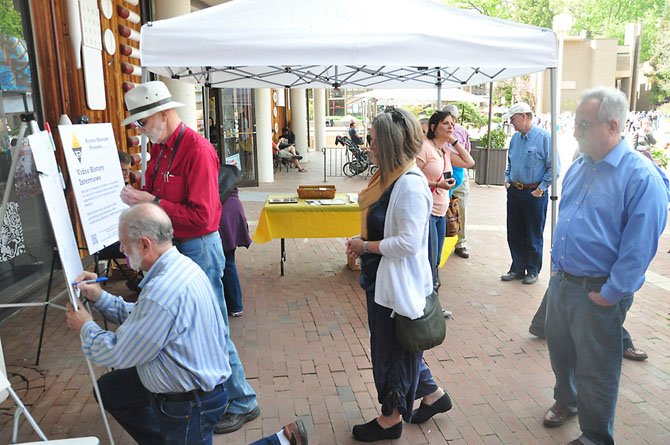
top-left (223, 249), bottom-right (243, 314)
top-left (427, 214), bottom-right (446, 288)
top-left (546, 274), bottom-right (632, 445)
top-left (176, 233), bottom-right (258, 415)
top-left (506, 188), bottom-right (548, 275)
top-left (97, 367), bottom-right (227, 445)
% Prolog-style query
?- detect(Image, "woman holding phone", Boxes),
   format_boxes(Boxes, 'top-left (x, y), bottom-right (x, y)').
top-left (416, 110), bottom-right (474, 290)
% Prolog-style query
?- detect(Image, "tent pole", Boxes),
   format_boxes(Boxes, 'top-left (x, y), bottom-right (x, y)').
top-left (484, 82), bottom-right (493, 185)
top-left (203, 85), bottom-right (210, 142)
top-left (549, 67), bottom-right (558, 241)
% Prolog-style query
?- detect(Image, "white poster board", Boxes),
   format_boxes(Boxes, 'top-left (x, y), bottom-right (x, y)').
top-left (58, 123), bottom-right (127, 253)
top-left (29, 131), bottom-right (82, 305)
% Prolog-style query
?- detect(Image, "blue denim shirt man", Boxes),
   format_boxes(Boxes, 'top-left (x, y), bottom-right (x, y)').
top-left (501, 102), bottom-right (558, 285)
top-left (544, 87), bottom-right (669, 445)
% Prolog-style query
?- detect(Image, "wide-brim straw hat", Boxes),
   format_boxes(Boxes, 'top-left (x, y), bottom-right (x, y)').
top-left (121, 81), bottom-right (184, 126)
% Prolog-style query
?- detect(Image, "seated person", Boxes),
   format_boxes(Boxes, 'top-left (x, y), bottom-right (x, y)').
top-left (348, 122), bottom-right (365, 146)
top-left (279, 126), bottom-right (296, 149)
top-left (272, 130), bottom-right (306, 172)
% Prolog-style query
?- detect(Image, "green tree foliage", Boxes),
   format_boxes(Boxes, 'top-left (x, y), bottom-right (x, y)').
top-left (648, 17), bottom-right (670, 104)
top-left (451, 101), bottom-right (487, 128)
top-left (0, 0), bottom-right (23, 38)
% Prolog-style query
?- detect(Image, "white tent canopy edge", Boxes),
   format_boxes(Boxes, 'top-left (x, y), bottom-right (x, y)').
top-left (139, 0), bottom-right (557, 89)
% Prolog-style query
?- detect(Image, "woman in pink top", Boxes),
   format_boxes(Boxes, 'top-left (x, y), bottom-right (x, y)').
top-left (417, 111), bottom-right (475, 290)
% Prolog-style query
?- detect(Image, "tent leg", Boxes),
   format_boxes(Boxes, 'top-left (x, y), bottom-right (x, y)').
top-left (549, 68), bottom-right (558, 241)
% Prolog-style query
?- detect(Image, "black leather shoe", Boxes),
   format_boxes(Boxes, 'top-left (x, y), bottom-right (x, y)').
top-left (567, 440), bottom-right (584, 445)
top-left (500, 271), bottom-right (524, 281)
top-left (409, 392), bottom-right (453, 424)
top-left (623, 347), bottom-right (648, 361)
top-left (454, 247), bottom-right (469, 258)
top-left (352, 418), bottom-right (402, 442)
top-left (528, 325), bottom-right (545, 339)
top-left (523, 273), bottom-right (538, 285)
top-left (543, 403), bottom-right (577, 427)
top-left (214, 406), bottom-right (260, 434)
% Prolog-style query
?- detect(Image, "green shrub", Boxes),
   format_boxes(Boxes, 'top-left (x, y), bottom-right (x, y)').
top-left (651, 148), bottom-right (669, 169)
top-left (482, 128), bottom-right (507, 149)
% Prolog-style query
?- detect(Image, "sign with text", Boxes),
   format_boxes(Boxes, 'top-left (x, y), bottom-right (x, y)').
top-left (30, 131), bottom-right (82, 306)
top-left (59, 123), bottom-right (127, 253)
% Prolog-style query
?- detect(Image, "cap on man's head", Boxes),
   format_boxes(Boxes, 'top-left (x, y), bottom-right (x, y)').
top-left (121, 81), bottom-right (184, 126)
top-left (442, 104), bottom-right (459, 119)
top-left (503, 102), bottom-right (532, 120)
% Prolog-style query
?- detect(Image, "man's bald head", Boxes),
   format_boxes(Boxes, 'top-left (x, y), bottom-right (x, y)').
top-left (119, 203), bottom-right (173, 246)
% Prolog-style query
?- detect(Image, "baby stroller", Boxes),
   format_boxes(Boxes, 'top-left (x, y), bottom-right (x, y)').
top-left (335, 135), bottom-right (378, 177)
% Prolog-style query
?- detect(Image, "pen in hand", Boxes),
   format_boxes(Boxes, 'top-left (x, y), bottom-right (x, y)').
top-left (72, 277), bottom-right (108, 286)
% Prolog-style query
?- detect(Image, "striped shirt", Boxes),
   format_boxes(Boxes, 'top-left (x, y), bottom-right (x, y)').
top-left (80, 247), bottom-right (230, 393)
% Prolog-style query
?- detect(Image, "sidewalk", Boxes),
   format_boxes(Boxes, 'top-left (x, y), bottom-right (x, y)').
top-left (1, 149), bottom-right (669, 444)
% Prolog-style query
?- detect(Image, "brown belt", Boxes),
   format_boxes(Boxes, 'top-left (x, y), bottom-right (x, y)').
top-left (511, 181), bottom-right (540, 190)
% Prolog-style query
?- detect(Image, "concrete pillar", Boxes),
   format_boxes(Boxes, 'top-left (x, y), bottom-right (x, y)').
top-left (154, 0), bottom-right (197, 130)
top-left (314, 89), bottom-right (326, 151)
top-left (255, 88), bottom-right (274, 183)
top-left (290, 89), bottom-right (308, 153)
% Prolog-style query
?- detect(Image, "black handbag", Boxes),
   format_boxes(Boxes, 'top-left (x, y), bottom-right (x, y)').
top-left (394, 292), bottom-right (446, 352)
top-left (218, 164), bottom-right (241, 204)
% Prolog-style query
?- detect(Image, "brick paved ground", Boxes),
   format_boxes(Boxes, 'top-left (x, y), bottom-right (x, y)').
top-left (1, 150), bottom-right (669, 444)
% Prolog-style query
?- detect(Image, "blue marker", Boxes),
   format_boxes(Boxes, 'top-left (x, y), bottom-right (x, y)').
top-left (72, 277), bottom-right (109, 286)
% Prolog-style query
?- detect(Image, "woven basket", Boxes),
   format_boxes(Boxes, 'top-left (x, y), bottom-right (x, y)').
top-left (297, 185), bottom-right (336, 199)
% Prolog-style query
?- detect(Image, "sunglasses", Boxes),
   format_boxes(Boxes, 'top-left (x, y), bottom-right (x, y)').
top-left (383, 106), bottom-right (407, 126)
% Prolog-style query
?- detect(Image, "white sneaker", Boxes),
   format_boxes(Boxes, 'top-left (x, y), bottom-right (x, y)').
top-left (442, 309), bottom-right (452, 318)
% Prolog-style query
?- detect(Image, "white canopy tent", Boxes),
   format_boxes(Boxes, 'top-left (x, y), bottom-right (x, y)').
top-left (139, 0), bottom-right (561, 232)
top-left (141, 0), bottom-right (556, 91)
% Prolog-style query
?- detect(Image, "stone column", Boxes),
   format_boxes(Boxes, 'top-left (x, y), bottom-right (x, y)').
top-left (314, 89), bottom-right (326, 151)
top-left (290, 89), bottom-right (308, 153)
top-left (255, 89), bottom-right (274, 183)
top-left (153, 0), bottom-right (197, 130)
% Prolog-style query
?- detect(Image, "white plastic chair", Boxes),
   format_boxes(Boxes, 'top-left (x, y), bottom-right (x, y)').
top-left (0, 338), bottom-right (98, 444)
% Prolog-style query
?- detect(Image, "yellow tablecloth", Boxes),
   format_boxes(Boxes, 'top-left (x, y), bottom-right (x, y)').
top-left (439, 236), bottom-right (459, 268)
top-left (252, 194), bottom-right (361, 243)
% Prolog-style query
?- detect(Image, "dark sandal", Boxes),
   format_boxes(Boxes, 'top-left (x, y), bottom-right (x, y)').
top-left (409, 391), bottom-right (453, 424)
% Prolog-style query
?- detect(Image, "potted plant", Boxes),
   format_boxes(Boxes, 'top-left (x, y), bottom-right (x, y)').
top-left (474, 127), bottom-right (508, 185)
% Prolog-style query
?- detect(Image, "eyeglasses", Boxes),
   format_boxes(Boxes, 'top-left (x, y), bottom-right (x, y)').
top-left (574, 120), bottom-right (607, 131)
top-left (133, 118), bottom-right (148, 128)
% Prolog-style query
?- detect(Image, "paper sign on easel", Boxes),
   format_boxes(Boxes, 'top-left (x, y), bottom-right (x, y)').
top-left (59, 123), bottom-right (127, 254)
top-left (29, 131), bottom-right (83, 304)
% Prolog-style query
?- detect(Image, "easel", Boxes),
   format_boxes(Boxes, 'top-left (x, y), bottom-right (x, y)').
top-left (0, 114), bottom-right (115, 444)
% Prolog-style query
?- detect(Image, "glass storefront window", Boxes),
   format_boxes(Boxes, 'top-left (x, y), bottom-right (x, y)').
top-left (219, 89), bottom-right (256, 184)
top-left (0, 1), bottom-right (53, 305)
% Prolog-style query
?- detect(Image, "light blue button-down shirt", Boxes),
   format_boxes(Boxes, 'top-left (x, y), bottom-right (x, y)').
top-left (81, 247), bottom-right (231, 393)
top-left (504, 125), bottom-right (558, 191)
top-left (551, 138), bottom-right (669, 303)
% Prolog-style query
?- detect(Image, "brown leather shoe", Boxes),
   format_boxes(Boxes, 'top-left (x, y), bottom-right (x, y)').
top-left (543, 403), bottom-right (577, 427)
top-left (623, 347), bottom-right (648, 361)
top-left (283, 420), bottom-right (308, 445)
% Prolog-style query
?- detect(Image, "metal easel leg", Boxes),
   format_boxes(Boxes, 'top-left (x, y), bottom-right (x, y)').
top-left (35, 246), bottom-right (59, 366)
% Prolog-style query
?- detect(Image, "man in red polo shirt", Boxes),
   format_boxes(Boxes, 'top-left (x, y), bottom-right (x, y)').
top-left (119, 81), bottom-right (260, 434)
